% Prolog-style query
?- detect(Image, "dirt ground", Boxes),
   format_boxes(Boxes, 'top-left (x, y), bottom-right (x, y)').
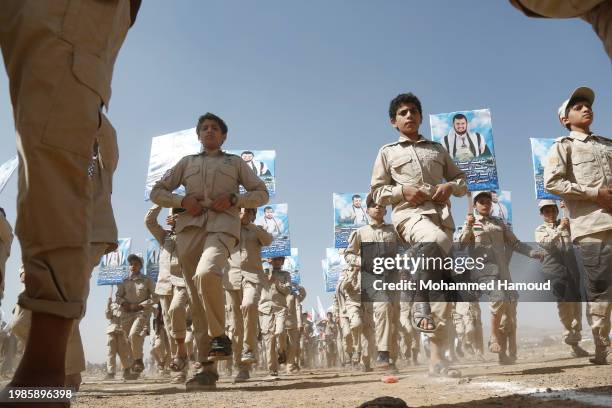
top-left (63, 340), bottom-right (612, 408)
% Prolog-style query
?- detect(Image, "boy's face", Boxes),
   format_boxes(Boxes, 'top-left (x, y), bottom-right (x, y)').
top-left (129, 260), bottom-right (141, 273)
top-left (271, 257), bottom-right (285, 269)
top-left (391, 103), bottom-right (422, 137)
top-left (541, 206), bottom-right (558, 223)
top-left (367, 204), bottom-right (386, 222)
top-left (475, 196), bottom-right (492, 216)
top-left (562, 100), bottom-right (593, 130)
top-left (198, 119), bottom-right (227, 150)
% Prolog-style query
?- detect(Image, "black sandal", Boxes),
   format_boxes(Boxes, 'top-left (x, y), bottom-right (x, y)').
top-left (207, 335), bottom-right (233, 361)
top-left (411, 302), bottom-right (436, 333)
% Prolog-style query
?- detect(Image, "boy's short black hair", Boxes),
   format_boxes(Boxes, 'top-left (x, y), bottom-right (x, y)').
top-left (196, 112), bottom-right (228, 135)
top-left (388, 93), bottom-right (423, 119)
top-left (127, 254), bottom-right (143, 267)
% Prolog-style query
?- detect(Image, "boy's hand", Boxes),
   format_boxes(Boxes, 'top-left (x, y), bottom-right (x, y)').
top-left (466, 214), bottom-right (475, 226)
top-left (402, 185), bottom-right (428, 205)
top-left (432, 183), bottom-right (453, 202)
top-left (211, 193), bottom-right (232, 212)
top-left (559, 217), bottom-right (570, 230)
top-left (181, 196), bottom-right (203, 216)
top-left (596, 188), bottom-right (612, 211)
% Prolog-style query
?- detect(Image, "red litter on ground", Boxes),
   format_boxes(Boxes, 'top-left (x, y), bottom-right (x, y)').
top-left (381, 375), bottom-right (399, 383)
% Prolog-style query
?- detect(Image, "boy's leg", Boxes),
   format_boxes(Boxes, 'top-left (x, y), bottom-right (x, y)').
top-left (169, 286), bottom-right (189, 358)
top-left (241, 281), bottom-right (260, 356)
top-left (106, 334), bottom-right (118, 375)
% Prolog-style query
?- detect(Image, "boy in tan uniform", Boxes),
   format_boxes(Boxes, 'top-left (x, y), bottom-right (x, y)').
top-left (0, 1), bottom-right (140, 392)
top-left (116, 255), bottom-right (157, 375)
top-left (460, 191), bottom-right (543, 364)
top-left (224, 208), bottom-right (273, 382)
top-left (345, 195), bottom-right (400, 372)
top-left (544, 87), bottom-right (612, 365)
top-left (333, 278), bottom-right (355, 368)
top-left (285, 284), bottom-right (306, 374)
top-left (145, 204), bottom-right (191, 383)
top-left (535, 199), bottom-right (590, 358)
top-left (370, 92), bottom-right (467, 377)
top-left (258, 256), bottom-right (292, 376)
top-left (151, 113), bottom-right (269, 389)
top-left (104, 296), bottom-right (133, 380)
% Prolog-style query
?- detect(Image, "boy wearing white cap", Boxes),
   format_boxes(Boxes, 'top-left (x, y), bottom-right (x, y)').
top-left (535, 200), bottom-right (589, 358)
top-left (544, 87), bottom-right (612, 365)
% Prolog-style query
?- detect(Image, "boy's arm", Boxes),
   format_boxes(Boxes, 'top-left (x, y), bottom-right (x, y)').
top-left (344, 230), bottom-right (362, 267)
top-left (504, 225), bottom-right (538, 258)
top-left (254, 225), bottom-right (274, 247)
top-left (458, 222), bottom-right (474, 245)
top-left (236, 159), bottom-right (269, 208)
top-left (144, 205), bottom-right (167, 245)
top-left (150, 157), bottom-right (188, 209)
top-left (370, 148), bottom-right (404, 206)
top-left (544, 141), bottom-right (599, 200)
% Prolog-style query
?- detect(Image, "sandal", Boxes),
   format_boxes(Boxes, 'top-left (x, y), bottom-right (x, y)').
top-left (411, 302), bottom-right (436, 333)
top-left (488, 336), bottom-right (502, 354)
top-left (428, 361), bottom-right (461, 378)
top-left (170, 355), bottom-right (188, 372)
top-left (207, 335), bottom-right (233, 361)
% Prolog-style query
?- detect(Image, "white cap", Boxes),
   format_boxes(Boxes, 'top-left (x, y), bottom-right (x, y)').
top-left (558, 87), bottom-right (595, 125)
top-left (472, 191), bottom-right (492, 203)
top-left (538, 199), bottom-right (558, 210)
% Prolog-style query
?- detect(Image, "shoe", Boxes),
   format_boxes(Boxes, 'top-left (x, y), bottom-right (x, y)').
top-left (185, 370), bottom-right (219, 391)
top-left (208, 335), bottom-right (233, 361)
top-left (286, 364), bottom-right (300, 374)
top-left (376, 351), bottom-right (390, 369)
top-left (589, 346), bottom-right (609, 365)
top-left (103, 372), bottom-right (115, 380)
top-left (233, 368), bottom-right (250, 383)
top-left (570, 344), bottom-right (590, 358)
top-left (132, 359), bottom-right (145, 373)
top-left (241, 350), bottom-right (257, 364)
top-left (122, 368), bottom-right (139, 381)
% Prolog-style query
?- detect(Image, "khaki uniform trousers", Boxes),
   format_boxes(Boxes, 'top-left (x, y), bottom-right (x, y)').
top-left (259, 308), bottom-right (287, 372)
top-left (121, 311), bottom-right (150, 361)
top-left (399, 302), bottom-right (420, 357)
top-left (285, 327), bottom-right (301, 368)
top-left (106, 331), bottom-right (130, 374)
top-left (168, 286), bottom-right (189, 341)
top-left (360, 302), bottom-right (376, 366)
top-left (454, 302), bottom-right (483, 353)
top-left (1, 0), bottom-right (129, 320)
top-left (491, 300), bottom-right (518, 356)
top-left (576, 230), bottom-right (612, 348)
top-left (374, 300), bottom-right (400, 360)
top-left (225, 280), bottom-right (260, 367)
top-left (175, 227), bottom-right (235, 362)
top-left (398, 214), bottom-right (454, 344)
top-left (344, 304), bottom-right (364, 357)
top-left (150, 329), bottom-right (171, 368)
top-left (158, 294), bottom-right (178, 358)
top-left (339, 316), bottom-right (354, 357)
top-left (557, 302), bottom-right (583, 344)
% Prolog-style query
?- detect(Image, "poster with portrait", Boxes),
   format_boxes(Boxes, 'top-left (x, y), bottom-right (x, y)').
top-left (283, 248), bottom-right (301, 285)
top-left (430, 109), bottom-right (499, 191)
top-left (145, 237), bottom-right (161, 283)
top-left (530, 138), bottom-right (560, 200)
top-left (226, 150), bottom-right (276, 197)
top-left (472, 190), bottom-right (512, 229)
top-left (0, 156), bottom-right (18, 195)
top-left (324, 247), bottom-right (346, 292)
top-left (255, 203), bottom-right (291, 257)
top-left (96, 238), bottom-right (131, 285)
top-left (333, 192), bottom-right (369, 248)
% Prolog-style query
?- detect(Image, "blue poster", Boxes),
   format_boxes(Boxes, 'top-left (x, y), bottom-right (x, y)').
top-left (96, 238), bottom-right (131, 285)
top-left (530, 138), bottom-right (560, 200)
top-left (226, 150), bottom-right (276, 197)
top-left (145, 237), bottom-right (160, 283)
top-left (283, 248), bottom-right (301, 285)
top-left (430, 109), bottom-right (499, 191)
top-left (324, 248), bottom-right (346, 293)
top-left (333, 192), bottom-right (369, 248)
top-left (255, 203), bottom-right (290, 257)
top-left (0, 156), bottom-right (18, 195)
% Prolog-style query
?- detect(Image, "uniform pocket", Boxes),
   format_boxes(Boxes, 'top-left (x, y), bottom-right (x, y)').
top-left (390, 156), bottom-right (419, 184)
top-left (572, 151), bottom-right (598, 184)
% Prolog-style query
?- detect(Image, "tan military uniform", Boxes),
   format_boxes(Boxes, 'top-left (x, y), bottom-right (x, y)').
top-left (510, 0), bottom-right (612, 59)
top-left (258, 268), bottom-right (291, 372)
top-left (105, 299), bottom-right (130, 375)
top-left (224, 222), bottom-right (273, 367)
top-left (151, 151), bottom-right (268, 362)
top-left (116, 273), bottom-right (156, 360)
top-left (535, 220), bottom-right (584, 345)
top-left (452, 302), bottom-right (483, 355)
top-left (333, 279), bottom-right (354, 363)
top-left (0, 215), bottom-right (13, 303)
top-left (544, 131), bottom-right (612, 349)
top-left (317, 318), bottom-right (339, 367)
top-left (285, 285), bottom-right (306, 371)
top-left (371, 134), bottom-right (467, 344)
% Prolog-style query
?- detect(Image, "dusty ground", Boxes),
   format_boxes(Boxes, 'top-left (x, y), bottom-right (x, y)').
top-left (63, 339), bottom-right (612, 408)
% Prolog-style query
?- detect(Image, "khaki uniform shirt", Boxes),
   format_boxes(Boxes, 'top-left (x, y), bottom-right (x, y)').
top-left (344, 221), bottom-right (399, 267)
top-left (116, 272), bottom-right (157, 311)
top-left (286, 285), bottom-right (306, 329)
top-left (150, 151), bottom-right (269, 241)
top-left (0, 216), bottom-right (13, 298)
top-left (258, 269), bottom-right (291, 314)
top-left (145, 205), bottom-right (184, 294)
top-left (105, 300), bottom-right (124, 334)
top-left (544, 131), bottom-right (612, 241)
top-left (535, 221), bottom-right (572, 248)
top-left (225, 223), bottom-right (273, 290)
top-left (370, 134), bottom-right (467, 233)
top-left (460, 214), bottom-right (534, 280)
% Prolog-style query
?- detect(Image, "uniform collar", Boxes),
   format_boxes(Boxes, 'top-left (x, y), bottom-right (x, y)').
top-left (201, 149), bottom-right (224, 156)
top-left (569, 131), bottom-right (592, 141)
top-left (398, 134), bottom-right (428, 144)
top-left (544, 220), bottom-right (557, 227)
top-left (128, 272), bottom-right (144, 281)
top-left (369, 220), bottom-right (386, 228)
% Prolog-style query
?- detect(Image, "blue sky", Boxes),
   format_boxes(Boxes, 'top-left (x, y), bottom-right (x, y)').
top-left (0, 1), bottom-right (610, 363)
